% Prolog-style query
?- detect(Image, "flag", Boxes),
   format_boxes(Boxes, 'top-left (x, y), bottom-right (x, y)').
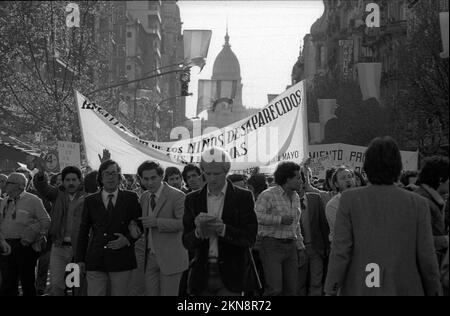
top-left (440, 12), bottom-right (449, 58)
top-left (309, 123), bottom-right (323, 144)
top-left (197, 79), bottom-right (217, 114)
top-left (317, 99), bottom-right (337, 127)
top-left (357, 63), bottom-right (382, 101)
top-left (183, 30), bottom-right (212, 71)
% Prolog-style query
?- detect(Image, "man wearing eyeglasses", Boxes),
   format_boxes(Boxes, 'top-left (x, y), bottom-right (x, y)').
top-left (0, 173), bottom-right (51, 296)
top-left (75, 160), bottom-right (143, 296)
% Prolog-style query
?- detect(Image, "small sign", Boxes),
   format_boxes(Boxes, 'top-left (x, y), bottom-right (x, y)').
top-left (58, 141), bottom-right (81, 171)
top-left (45, 152), bottom-right (59, 172)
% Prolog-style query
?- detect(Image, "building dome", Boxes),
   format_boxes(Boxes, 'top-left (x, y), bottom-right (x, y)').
top-left (212, 32), bottom-right (241, 81)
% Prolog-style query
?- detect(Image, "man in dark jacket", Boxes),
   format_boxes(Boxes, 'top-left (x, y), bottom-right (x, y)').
top-left (415, 156), bottom-right (449, 265)
top-left (75, 160), bottom-right (142, 296)
top-left (183, 148), bottom-right (258, 296)
top-left (297, 167), bottom-right (330, 296)
top-left (34, 162), bottom-right (86, 296)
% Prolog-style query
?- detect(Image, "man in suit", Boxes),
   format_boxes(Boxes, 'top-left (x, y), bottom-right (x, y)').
top-left (138, 161), bottom-right (188, 296)
top-left (325, 137), bottom-right (442, 296)
top-left (75, 160), bottom-right (143, 296)
top-left (183, 147), bottom-right (258, 296)
top-left (297, 167), bottom-right (330, 296)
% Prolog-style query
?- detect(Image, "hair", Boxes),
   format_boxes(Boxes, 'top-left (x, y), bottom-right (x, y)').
top-left (97, 160), bottom-right (122, 188)
top-left (84, 170), bottom-right (99, 193)
top-left (363, 136), bottom-right (402, 185)
top-left (267, 176), bottom-right (274, 184)
top-left (353, 170), bottom-right (367, 187)
top-left (400, 170), bottom-right (418, 187)
top-left (182, 164), bottom-right (202, 184)
top-left (247, 173), bottom-right (268, 197)
top-left (8, 173), bottom-right (28, 190)
top-left (331, 166), bottom-right (353, 191)
top-left (200, 147), bottom-right (231, 174)
top-left (322, 167), bottom-right (337, 191)
top-left (227, 174), bottom-right (247, 183)
top-left (274, 161), bottom-right (301, 186)
top-left (61, 166), bottom-right (82, 182)
top-left (417, 156), bottom-right (449, 190)
top-left (163, 167), bottom-right (182, 182)
top-left (137, 160), bottom-right (164, 178)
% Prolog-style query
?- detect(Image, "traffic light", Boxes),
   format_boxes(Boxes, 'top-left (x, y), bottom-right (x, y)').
top-left (179, 68), bottom-right (191, 96)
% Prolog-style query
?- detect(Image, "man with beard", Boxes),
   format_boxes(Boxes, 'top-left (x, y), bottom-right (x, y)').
top-left (325, 167), bottom-right (356, 243)
top-left (33, 162), bottom-right (86, 296)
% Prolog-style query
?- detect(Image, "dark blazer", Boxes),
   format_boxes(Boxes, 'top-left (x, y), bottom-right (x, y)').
top-left (414, 186), bottom-right (448, 257)
top-left (325, 185), bottom-right (441, 296)
top-left (304, 192), bottom-right (330, 257)
top-left (75, 189), bottom-right (142, 272)
top-left (183, 181), bottom-right (258, 295)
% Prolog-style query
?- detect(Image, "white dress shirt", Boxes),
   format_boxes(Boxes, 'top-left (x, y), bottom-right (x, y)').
top-left (206, 181), bottom-right (227, 258)
top-left (101, 189), bottom-right (118, 209)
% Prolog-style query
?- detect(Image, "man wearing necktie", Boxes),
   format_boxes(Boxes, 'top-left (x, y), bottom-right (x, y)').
top-left (138, 161), bottom-right (188, 296)
top-left (75, 160), bottom-right (143, 296)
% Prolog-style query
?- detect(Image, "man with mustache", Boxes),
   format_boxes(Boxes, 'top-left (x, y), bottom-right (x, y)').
top-left (33, 161), bottom-right (86, 296)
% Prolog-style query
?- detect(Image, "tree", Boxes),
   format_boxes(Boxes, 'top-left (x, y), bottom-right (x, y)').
top-left (390, 0), bottom-right (449, 155)
top-left (0, 1), bottom-right (109, 147)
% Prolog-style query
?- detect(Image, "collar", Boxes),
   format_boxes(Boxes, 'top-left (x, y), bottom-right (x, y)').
top-left (422, 184), bottom-right (445, 207)
top-left (207, 181), bottom-right (228, 197)
top-left (8, 190), bottom-right (26, 202)
top-left (102, 189), bottom-right (118, 200)
top-left (151, 182), bottom-right (164, 199)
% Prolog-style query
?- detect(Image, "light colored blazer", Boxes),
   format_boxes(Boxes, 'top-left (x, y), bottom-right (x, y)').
top-left (141, 183), bottom-right (188, 275)
top-left (325, 185), bottom-right (442, 296)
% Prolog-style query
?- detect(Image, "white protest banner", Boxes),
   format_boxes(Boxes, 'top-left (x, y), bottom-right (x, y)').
top-left (75, 81), bottom-right (308, 174)
top-left (308, 143), bottom-right (419, 179)
top-left (58, 141), bottom-right (81, 171)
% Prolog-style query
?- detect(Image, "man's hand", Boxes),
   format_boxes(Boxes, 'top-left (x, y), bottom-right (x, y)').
top-left (98, 149), bottom-right (111, 164)
top-left (280, 215), bottom-right (294, 225)
top-left (139, 215), bottom-right (158, 229)
top-left (128, 220), bottom-right (142, 239)
top-left (106, 233), bottom-right (130, 250)
top-left (0, 240), bottom-right (11, 256)
top-left (20, 239), bottom-right (31, 247)
top-left (35, 154), bottom-right (47, 174)
top-left (297, 248), bottom-right (307, 268)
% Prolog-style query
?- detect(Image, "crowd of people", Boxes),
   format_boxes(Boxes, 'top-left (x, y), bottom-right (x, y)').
top-left (0, 136), bottom-right (448, 296)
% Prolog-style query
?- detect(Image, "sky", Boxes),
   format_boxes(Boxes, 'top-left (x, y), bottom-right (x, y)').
top-left (178, 0), bottom-right (325, 118)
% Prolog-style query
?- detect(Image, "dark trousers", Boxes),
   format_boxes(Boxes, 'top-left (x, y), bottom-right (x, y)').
top-left (0, 239), bottom-right (40, 296)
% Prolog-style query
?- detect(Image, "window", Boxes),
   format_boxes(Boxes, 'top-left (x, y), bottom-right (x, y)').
top-left (126, 65), bottom-right (131, 70)
top-left (127, 32), bottom-right (132, 38)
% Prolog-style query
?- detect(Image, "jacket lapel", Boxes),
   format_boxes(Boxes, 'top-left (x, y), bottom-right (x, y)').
top-left (142, 192), bottom-right (150, 217)
top-left (197, 185), bottom-right (208, 215)
top-left (221, 180), bottom-right (236, 223)
top-left (154, 184), bottom-right (168, 217)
